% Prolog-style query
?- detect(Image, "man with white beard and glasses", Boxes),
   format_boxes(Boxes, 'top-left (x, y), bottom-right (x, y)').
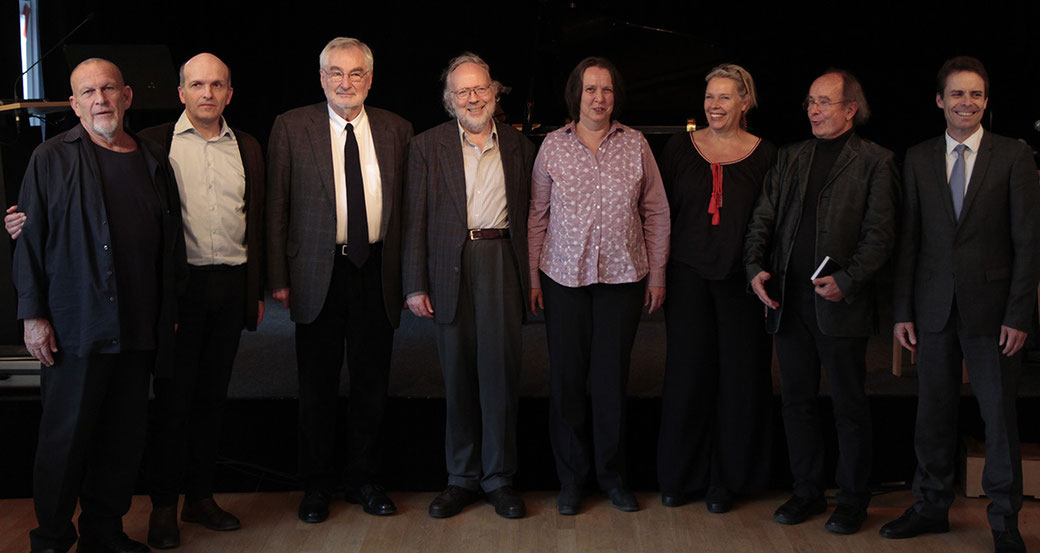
top-left (402, 53), bottom-right (535, 519)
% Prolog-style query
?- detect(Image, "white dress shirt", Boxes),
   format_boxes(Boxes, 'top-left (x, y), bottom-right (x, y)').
top-left (169, 111), bottom-right (248, 266)
top-left (945, 126), bottom-right (984, 194)
top-left (328, 105), bottom-right (383, 244)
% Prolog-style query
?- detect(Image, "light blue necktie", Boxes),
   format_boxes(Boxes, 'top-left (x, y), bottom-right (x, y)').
top-left (949, 143), bottom-right (967, 219)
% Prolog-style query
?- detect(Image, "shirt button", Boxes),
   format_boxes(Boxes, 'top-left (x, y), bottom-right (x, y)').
top-left (108, 296), bottom-right (115, 302)
top-left (103, 244), bottom-right (109, 250)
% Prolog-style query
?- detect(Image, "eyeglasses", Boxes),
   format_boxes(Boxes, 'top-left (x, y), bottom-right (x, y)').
top-left (802, 98), bottom-right (850, 110)
top-left (324, 69), bottom-right (370, 84)
top-left (451, 86), bottom-right (492, 100)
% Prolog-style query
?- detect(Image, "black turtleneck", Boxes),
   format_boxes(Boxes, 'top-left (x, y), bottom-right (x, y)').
top-left (788, 128), bottom-right (854, 298)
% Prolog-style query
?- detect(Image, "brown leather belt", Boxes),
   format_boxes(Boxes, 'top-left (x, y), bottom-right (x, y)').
top-left (468, 228), bottom-right (510, 240)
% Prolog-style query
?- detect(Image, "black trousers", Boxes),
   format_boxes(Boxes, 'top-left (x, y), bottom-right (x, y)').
top-left (657, 264), bottom-right (772, 496)
top-left (912, 302), bottom-right (1022, 531)
top-left (435, 238), bottom-right (522, 492)
top-left (296, 246), bottom-right (393, 491)
top-left (542, 273), bottom-right (644, 491)
top-left (31, 350), bottom-right (154, 553)
top-left (773, 290), bottom-right (872, 507)
top-left (148, 265), bottom-right (246, 507)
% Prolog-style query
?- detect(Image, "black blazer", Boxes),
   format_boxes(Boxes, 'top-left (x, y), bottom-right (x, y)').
top-left (744, 133), bottom-right (900, 337)
top-left (401, 120), bottom-right (536, 325)
top-left (138, 122), bottom-right (266, 331)
top-left (894, 131), bottom-right (1040, 335)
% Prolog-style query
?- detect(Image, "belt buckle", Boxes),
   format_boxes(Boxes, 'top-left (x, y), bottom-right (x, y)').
top-left (469, 229), bottom-right (478, 240)
top-left (339, 244), bottom-right (349, 256)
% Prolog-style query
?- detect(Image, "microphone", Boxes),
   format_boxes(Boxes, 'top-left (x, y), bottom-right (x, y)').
top-left (11, 12), bottom-right (95, 103)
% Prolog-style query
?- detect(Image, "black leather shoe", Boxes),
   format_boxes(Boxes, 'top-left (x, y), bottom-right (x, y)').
top-left (345, 484), bottom-right (396, 516)
top-left (147, 505), bottom-right (180, 549)
top-left (993, 528), bottom-right (1026, 553)
top-left (825, 503), bottom-right (867, 534)
top-left (879, 507), bottom-right (949, 539)
top-left (297, 490), bottom-right (331, 524)
top-left (558, 485), bottom-right (582, 515)
top-left (486, 486), bottom-right (525, 519)
top-left (607, 488), bottom-right (639, 512)
top-left (705, 487), bottom-right (733, 514)
top-left (181, 498), bottom-right (241, 531)
top-left (773, 494), bottom-right (826, 525)
top-left (77, 533), bottom-right (151, 553)
top-left (660, 491), bottom-right (691, 508)
top-left (428, 486), bottom-right (480, 518)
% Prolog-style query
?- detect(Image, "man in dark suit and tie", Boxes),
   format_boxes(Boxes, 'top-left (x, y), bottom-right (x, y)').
top-left (744, 70), bottom-right (899, 535)
top-left (402, 53), bottom-right (535, 519)
top-left (266, 37), bottom-right (413, 524)
top-left (883, 56), bottom-right (1040, 553)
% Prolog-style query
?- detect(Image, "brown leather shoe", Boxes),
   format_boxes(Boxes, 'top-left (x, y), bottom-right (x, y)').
top-left (148, 505), bottom-right (180, 549)
top-left (181, 498), bottom-right (241, 531)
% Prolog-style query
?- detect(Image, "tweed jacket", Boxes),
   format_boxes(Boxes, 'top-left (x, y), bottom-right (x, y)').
top-left (401, 120), bottom-right (536, 324)
top-left (266, 102), bottom-right (413, 327)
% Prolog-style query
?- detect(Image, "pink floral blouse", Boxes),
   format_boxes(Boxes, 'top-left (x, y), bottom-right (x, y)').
top-left (528, 121), bottom-right (670, 289)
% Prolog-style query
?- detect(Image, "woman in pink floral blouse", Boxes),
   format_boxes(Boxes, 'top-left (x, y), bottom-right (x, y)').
top-left (527, 56), bottom-right (670, 516)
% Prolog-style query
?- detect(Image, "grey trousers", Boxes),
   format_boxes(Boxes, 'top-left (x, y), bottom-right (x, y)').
top-left (435, 238), bottom-right (523, 492)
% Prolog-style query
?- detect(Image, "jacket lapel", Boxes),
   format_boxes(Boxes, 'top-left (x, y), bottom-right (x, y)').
top-left (498, 125), bottom-right (520, 223)
top-left (306, 104), bottom-right (336, 206)
top-left (793, 141), bottom-right (813, 210)
top-left (368, 109), bottom-right (396, 234)
top-left (930, 136), bottom-right (958, 225)
top-left (439, 122), bottom-right (468, 224)
top-left (823, 134), bottom-right (858, 190)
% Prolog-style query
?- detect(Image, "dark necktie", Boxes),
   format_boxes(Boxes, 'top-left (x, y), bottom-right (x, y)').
top-left (949, 143), bottom-right (967, 219)
top-left (344, 122), bottom-right (369, 267)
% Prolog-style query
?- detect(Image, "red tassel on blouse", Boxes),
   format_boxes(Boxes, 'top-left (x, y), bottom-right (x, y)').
top-left (708, 162), bottom-right (723, 226)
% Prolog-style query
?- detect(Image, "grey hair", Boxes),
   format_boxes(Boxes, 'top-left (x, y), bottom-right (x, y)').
top-left (705, 63), bottom-right (757, 110)
top-left (440, 52), bottom-right (501, 118)
top-left (319, 37), bottom-right (374, 72)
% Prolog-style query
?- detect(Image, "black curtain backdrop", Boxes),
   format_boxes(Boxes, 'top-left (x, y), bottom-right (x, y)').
top-left (29, 1), bottom-right (1040, 159)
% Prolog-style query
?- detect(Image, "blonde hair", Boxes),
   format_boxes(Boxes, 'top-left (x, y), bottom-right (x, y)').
top-left (705, 63), bottom-right (757, 110)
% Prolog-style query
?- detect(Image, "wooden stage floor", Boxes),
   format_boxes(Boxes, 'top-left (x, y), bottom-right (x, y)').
top-left (1, 490), bottom-right (1035, 553)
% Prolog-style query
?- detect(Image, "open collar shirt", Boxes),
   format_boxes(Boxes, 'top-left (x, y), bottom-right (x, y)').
top-left (459, 121), bottom-right (508, 229)
top-left (169, 111), bottom-right (247, 266)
